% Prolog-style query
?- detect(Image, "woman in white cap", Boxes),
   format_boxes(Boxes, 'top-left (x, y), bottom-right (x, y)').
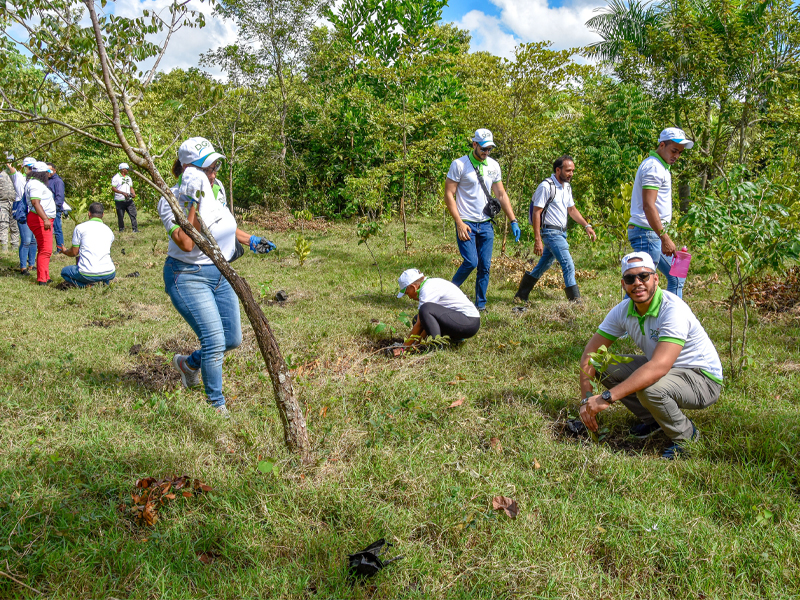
top-left (24, 161), bottom-right (56, 284)
top-left (394, 268), bottom-right (481, 354)
top-left (160, 137), bottom-right (275, 418)
top-left (7, 157), bottom-right (38, 274)
top-left (111, 163), bottom-right (137, 232)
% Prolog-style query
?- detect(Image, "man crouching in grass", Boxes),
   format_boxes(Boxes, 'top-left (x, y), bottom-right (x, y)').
top-left (57, 202), bottom-right (116, 287)
top-left (578, 252), bottom-right (723, 459)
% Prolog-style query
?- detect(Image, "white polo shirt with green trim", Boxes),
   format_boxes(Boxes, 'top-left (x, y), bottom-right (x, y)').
top-left (446, 152), bottom-right (502, 223)
top-left (629, 151), bottom-right (672, 230)
top-left (71, 217), bottom-right (116, 276)
top-left (596, 288), bottom-right (723, 383)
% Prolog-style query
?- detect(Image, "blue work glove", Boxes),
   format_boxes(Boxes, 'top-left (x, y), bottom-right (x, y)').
top-left (511, 220), bottom-right (521, 243)
top-left (250, 235), bottom-right (276, 254)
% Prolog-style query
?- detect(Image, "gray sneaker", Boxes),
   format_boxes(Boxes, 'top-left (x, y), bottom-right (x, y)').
top-left (172, 354), bottom-right (201, 388)
top-left (215, 406), bottom-right (230, 419)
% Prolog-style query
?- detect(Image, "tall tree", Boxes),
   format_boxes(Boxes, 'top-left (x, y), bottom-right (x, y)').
top-left (1, 0), bottom-right (311, 462)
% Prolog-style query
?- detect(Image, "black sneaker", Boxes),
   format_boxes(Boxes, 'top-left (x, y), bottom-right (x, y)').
top-left (661, 422), bottom-right (699, 460)
top-left (629, 420), bottom-right (662, 439)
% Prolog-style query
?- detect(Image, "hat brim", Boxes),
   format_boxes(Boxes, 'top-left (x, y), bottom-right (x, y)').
top-left (193, 152), bottom-right (225, 168)
top-left (669, 138), bottom-right (694, 150)
top-left (396, 289), bottom-right (406, 298)
top-left (476, 141), bottom-right (495, 148)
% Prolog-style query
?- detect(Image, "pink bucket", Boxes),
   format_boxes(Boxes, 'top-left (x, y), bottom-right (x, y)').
top-left (669, 248), bottom-right (692, 278)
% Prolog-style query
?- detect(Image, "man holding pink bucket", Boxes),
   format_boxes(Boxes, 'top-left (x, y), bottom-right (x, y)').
top-left (627, 128), bottom-right (693, 298)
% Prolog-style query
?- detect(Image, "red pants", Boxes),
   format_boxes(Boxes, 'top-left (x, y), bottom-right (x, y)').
top-left (27, 212), bottom-right (54, 283)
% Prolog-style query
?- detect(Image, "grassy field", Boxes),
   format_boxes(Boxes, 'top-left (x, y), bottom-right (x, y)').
top-left (0, 211), bottom-right (798, 599)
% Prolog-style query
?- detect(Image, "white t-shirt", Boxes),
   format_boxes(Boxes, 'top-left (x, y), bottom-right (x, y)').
top-left (12, 172), bottom-right (26, 201)
top-left (630, 151), bottom-right (672, 229)
top-left (446, 153), bottom-right (502, 223)
top-left (597, 288), bottom-right (723, 383)
top-left (71, 218), bottom-right (116, 276)
top-left (158, 181), bottom-right (238, 265)
top-left (25, 179), bottom-right (56, 218)
top-left (111, 173), bottom-right (133, 201)
top-left (418, 277), bottom-right (480, 318)
top-left (531, 175), bottom-right (574, 228)
top-left (177, 167), bottom-right (229, 228)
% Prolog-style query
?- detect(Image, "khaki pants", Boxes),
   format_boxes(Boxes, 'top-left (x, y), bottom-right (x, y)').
top-left (0, 199), bottom-right (20, 248)
top-left (600, 355), bottom-right (722, 441)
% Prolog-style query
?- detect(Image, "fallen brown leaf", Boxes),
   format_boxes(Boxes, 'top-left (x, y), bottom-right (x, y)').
top-left (492, 496), bottom-right (519, 519)
top-left (197, 552), bottom-right (216, 564)
top-left (319, 405), bottom-right (328, 418)
top-left (490, 437), bottom-right (502, 453)
top-left (533, 460), bottom-right (541, 470)
top-left (449, 397), bottom-right (465, 408)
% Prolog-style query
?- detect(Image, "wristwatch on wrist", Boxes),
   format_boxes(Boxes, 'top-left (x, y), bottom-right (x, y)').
top-left (601, 390), bottom-right (613, 404)
top-left (580, 391), bottom-right (592, 406)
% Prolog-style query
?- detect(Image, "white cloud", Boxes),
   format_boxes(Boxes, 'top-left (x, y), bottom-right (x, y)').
top-left (453, 0), bottom-right (604, 57)
top-left (453, 10), bottom-right (520, 59)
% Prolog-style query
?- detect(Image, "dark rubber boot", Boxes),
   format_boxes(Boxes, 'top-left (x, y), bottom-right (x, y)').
top-left (514, 273), bottom-right (539, 302)
top-left (565, 284), bottom-right (581, 302)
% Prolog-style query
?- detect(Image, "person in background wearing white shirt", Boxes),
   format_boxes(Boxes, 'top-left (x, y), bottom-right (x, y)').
top-left (514, 156), bottom-right (596, 303)
top-left (58, 202), bottom-right (116, 287)
top-left (628, 127), bottom-right (693, 298)
top-left (444, 129), bottom-right (520, 312)
top-left (578, 252), bottom-right (723, 460)
top-left (393, 268), bottom-right (481, 355)
top-left (25, 161), bottom-right (57, 285)
top-left (111, 163), bottom-right (138, 233)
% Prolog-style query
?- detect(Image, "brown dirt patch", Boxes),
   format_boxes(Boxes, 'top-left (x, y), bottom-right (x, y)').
top-left (235, 208), bottom-right (331, 234)
top-left (86, 314), bottom-right (133, 328)
top-left (123, 354), bottom-right (178, 393)
top-left (745, 267), bottom-right (800, 313)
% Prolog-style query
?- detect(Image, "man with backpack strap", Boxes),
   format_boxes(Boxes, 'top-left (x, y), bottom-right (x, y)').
top-left (445, 128), bottom-right (520, 312)
top-left (514, 155), bottom-right (595, 302)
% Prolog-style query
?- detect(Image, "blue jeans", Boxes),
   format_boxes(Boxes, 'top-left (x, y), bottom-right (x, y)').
top-left (53, 212), bottom-right (64, 250)
top-left (18, 220), bottom-right (37, 269)
top-left (528, 229), bottom-right (576, 288)
top-left (60, 264), bottom-right (115, 287)
top-left (628, 226), bottom-right (685, 298)
top-left (163, 257), bottom-right (242, 407)
top-left (452, 220), bottom-right (494, 309)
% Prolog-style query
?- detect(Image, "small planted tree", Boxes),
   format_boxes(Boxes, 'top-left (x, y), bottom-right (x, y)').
top-left (357, 218), bottom-right (384, 293)
top-left (681, 166), bottom-right (800, 376)
top-left (582, 345), bottom-right (632, 442)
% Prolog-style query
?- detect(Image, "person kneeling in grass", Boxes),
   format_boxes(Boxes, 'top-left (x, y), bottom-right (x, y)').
top-left (393, 268), bottom-right (481, 355)
top-left (57, 202), bottom-right (116, 287)
top-left (578, 252), bottom-right (723, 460)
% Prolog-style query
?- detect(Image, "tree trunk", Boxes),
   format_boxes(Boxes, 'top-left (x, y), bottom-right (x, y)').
top-left (400, 96), bottom-right (408, 253)
top-left (85, 0), bottom-right (311, 463)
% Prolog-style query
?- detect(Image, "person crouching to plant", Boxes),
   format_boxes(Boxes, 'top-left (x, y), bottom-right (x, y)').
top-left (393, 268), bottom-right (481, 355)
top-left (58, 202), bottom-right (116, 287)
top-left (578, 252), bottom-right (723, 459)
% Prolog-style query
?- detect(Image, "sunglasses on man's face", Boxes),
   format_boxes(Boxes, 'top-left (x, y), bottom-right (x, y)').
top-left (476, 146), bottom-right (493, 154)
top-left (622, 271), bottom-right (655, 285)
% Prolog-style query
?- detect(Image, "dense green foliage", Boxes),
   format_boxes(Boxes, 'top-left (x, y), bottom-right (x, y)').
top-left (3, 0), bottom-right (799, 223)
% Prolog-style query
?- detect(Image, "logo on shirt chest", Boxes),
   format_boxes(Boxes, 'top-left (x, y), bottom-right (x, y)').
top-left (649, 328), bottom-right (660, 341)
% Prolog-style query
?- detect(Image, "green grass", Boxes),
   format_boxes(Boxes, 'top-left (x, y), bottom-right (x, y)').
top-left (0, 212), bottom-right (799, 599)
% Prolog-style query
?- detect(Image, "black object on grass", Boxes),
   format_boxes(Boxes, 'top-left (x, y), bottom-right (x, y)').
top-left (347, 539), bottom-right (403, 580)
top-left (274, 290), bottom-right (288, 302)
top-left (565, 418), bottom-right (588, 436)
top-left (126, 271), bottom-right (139, 278)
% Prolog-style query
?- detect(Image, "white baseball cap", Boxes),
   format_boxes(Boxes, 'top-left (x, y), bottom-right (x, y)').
top-left (119, 163), bottom-right (130, 171)
top-left (397, 268), bottom-right (424, 298)
top-left (178, 137), bottom-right (225, 168)
top-left (32, 161), bottom-right (51, 173)
top-left (472, 128), bottom-right (495, 148)
top-left (621, 252), bottom-right (656, 275)
top-left (22, 157), bottom-right (36, 168)
top-left (658, 127), bottom-right (694, 149)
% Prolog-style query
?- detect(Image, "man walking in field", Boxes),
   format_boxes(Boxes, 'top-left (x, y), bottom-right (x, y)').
top-left (578, 252), bottom-right (723, 459)
top-left (445, 129), bottom-right (521, 311)
top-left (514, 155), bottom-right (595, 303)
top-left (628, 127), bottom-right (693, 298)
top-left (111, 163), bottom-right (138, 232)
